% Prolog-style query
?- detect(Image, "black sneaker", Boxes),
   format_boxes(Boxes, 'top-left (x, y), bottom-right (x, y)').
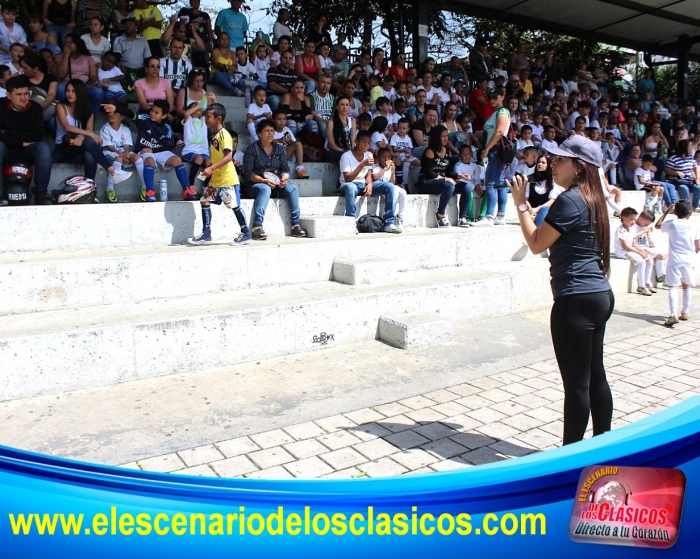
top-left (0, 198), bottom-right (8, 207)
top-left (33, 193), bottom-right (53, 205)
top-left (252, 227), bottom-right (267, 241)
top-left (435, 213), bottom-right (450, 227)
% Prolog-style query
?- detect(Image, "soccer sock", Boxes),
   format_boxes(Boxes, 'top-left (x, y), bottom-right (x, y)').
top-left (669, 288), bottom-right (679, 316)
top-left (396, 187), bottom-right (406, 215)
top-left (175, 164), bottom-right (190, 190)
top-left (247, 122), bottom-right (258, 140)
top-left (189, 162), bottom-right (201, 185)
top-left (402, 161), bottom-right (411, 185)
top-left (655, 259), bottom-right (667, 277)
top-left (144, 165), bottom-right (155, 192)
top-left (201, 205), bottom-right (212, 234)
top-left (479, 196), bottom-right (488, 218)
top-left (644, 259), bottom-right (653, 285)
top-left (134, 158), bottom-right (145, 185)
top-left (232, 206), bottom-right (250, 233)
top-left (606, 198), bottom-right (623, 213)
top-left (637, 262), bottom-right (646, 288)
top-left (682, 288), bottom-right (691, 314)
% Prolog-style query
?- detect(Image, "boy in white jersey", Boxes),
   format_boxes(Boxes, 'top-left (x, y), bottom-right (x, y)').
top-left (451, 144), bottom-right (480, 227)
top-left (98, 51), bottom-right (128, 106)
top-left (615, 207), bottom-right (655, 296)
top-left (99, 110), bottom-right (139, 203)
top-left (246, 86), bottom-right (272, 140)
top-left (389, 117), bottom-right (419, 187)
top-left (540, 125), bottom-right (558, 154)
top-left (634, 154), bottom-right (665, 213)
top-left (182, 102), bottom-right (211, 187)
top-left (635, 210), bottom-right (667, 284)
top-left (656, 201), bottom-right (700, 326)
top-left (272, 109), bottom-right (307, 178)
top-left (373, 147), bottom-right (406, 228)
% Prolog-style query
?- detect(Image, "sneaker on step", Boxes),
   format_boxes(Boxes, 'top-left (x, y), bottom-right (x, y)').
top-left (106, 188), bottom-right (118, 203)
top-left (646, 284), bottom-right (657, 293)
top-left (458, 217), bottom-right (470, 227)
top-left (472, 217), bottom-right (494, 227)
top-left (636, 287), bottom-right (652, 296)
top-left (112, 169), bottom-right (132, 184)
top-left (144, 189), bottom-right (157, 202)
top-left (680, 312), bottom-right (690, 321)
top-left (33, 193), bottom-right (53, 205)
top-left (231, 231), bottom-right (252, 245)
top-left (183, 186), bottom-right (198, 201)
top-left (251, 227), bottom-right (267, 241)
top-left (435, 213), bottom-right (450, 227)
top-left (296, 169), bottom-right (309, 179)
top-left (493, 216), bottom-right (506, 225)
top-left (395, 214), bottom-right (403, 228)
top-left (664, 315), bottom-right (679, 327)
top-left (383, 223), bottom-right (402, 234)
top-left (187, 232), bottom-right (212, 245)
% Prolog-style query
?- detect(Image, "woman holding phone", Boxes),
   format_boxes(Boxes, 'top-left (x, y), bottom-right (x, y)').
top-left (509, 136), bottom-right (614, 446)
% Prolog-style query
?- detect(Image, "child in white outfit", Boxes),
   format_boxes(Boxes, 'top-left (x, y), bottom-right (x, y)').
top-left (389, 118), bottom-right (418, 187)
top-left (656, 201), bottom-right (700, 326)
top-left (615, 207), bottom-right (655, 295)
top-left (374, 147), bottom-right (406, 228)
top-left (246, 86), bottom-right (273, 140)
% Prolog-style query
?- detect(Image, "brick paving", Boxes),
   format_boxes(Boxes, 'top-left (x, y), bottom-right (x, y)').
top-left (122, 321), bottom-right (700, 478)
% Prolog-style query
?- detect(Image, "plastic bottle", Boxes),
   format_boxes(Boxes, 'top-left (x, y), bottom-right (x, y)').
top-left (256, 29), bottom-right (263, 41)
top-left (159, 179), bottom-right (168, 201)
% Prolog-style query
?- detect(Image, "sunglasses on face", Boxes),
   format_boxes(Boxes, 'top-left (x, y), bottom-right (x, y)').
top-left (149, 64), bottom-right (161, 69)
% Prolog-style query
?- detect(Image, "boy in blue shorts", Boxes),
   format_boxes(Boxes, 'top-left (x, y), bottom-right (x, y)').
top-left (188, 103), bottom-right (252, 246)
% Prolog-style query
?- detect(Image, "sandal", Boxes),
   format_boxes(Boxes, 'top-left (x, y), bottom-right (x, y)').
top-left (291, 224), bottom-right (307, 238)
top-left (251, 227), bottom-right (267, 241)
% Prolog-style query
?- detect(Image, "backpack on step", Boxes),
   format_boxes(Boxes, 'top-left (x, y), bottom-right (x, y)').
top-left (356, 214), bottom-right (384, 233)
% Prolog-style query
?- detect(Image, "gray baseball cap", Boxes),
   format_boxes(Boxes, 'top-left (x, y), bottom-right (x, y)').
top-left (543, 135), bottom-right (603, 168)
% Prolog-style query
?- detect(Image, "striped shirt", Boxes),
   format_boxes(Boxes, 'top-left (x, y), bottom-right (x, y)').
top-left (665, 154), bottom-right (695, 179)
top-left (310, 92), bottom-right (335, 121)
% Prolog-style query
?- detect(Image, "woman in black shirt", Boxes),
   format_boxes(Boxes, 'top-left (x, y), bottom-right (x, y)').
top-left (417, 125), bottom-right (456, 227)
top-left (509, 136), bottom-right (614, 445)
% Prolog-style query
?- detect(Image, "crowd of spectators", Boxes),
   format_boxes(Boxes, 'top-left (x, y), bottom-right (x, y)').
top-left (0, 1), bottom-right (699, 229)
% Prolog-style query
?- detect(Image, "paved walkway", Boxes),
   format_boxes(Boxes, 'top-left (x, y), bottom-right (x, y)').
top-left (121, 319), bottom-right (700, 479)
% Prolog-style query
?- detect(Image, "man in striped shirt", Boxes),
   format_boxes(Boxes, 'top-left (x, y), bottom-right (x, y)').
top-left (310, 74), bottom-right (335, 140)
top-left (665, 139), bottom-right (700, 209)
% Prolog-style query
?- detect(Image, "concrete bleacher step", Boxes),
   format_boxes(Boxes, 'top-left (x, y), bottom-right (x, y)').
top-left (300, 216), bottom-right (357, 238)
top-left (2, 195), bottom-right (530, 253)
top-left (0, 262), bottom-right (552, 401)
top-left (378, 311), bottom-right (453, 349)
top-left (0, 227), bottom-right (535, 315)
top-left (332, 257), bottom-right (401, 285)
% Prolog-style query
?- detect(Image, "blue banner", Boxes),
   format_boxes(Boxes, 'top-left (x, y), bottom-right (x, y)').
top-left (1, 397), bottom-right (699, 557)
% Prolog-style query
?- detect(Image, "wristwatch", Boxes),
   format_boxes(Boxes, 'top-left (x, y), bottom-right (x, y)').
top-left (518, 203), bottom-right (529, 213)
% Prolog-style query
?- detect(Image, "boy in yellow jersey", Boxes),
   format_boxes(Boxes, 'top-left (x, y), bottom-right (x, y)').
top-left (188, 103), bottom-right (252, 245)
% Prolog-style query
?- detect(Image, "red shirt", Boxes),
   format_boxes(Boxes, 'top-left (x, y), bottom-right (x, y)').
top-left (469, 89), bottom-right (494, 130)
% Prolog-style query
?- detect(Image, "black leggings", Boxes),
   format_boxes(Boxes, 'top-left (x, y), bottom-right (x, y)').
top-left (550, 290), bottom-right (615, 445)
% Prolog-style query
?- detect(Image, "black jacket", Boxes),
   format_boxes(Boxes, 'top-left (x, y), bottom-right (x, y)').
top-left (0, 98), bottom-right (45, 149)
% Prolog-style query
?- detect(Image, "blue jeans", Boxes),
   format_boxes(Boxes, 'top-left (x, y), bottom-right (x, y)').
top-left (46, 24), bottom-right (72, 47)
top-left (316, 120), bottom-right (328, 140)
top-left (535, 206), bottom-right (549, 228)
top-left (668, 178), bottom-right (692, 203)
top-left (417, 177), bottom-right (454, 216)
top-left (0, 141), bottom-right (52, 195)
top-left (267, 95), bottom-right (281, 111)
top-left (209, 72), bottom-right (245, 95)
top-left (58, 83), bottom-right (103, 122)
top-left (324, 149), bottom-right (343, 163)
top-left (691, 184), bottom-right (700, 209)
top-left (659, 181), bottom-right (677, 205)
top-left (247, 181), bottom-right (301, 227)
top-left (341, 180), bottom-right (396, 225)
top-left (304, 80), bottom-right (316, 94)
top-left (54, 137), bottom-right (114, 180)
top-left (288, 119), bottom-right (318, 136)
top-left (484, 150), bottom-right (508, 217)
top-left (454, 181), bottom-right (475, 219)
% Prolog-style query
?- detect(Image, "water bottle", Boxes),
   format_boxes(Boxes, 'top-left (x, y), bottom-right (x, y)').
top-left (159, 179), bottom-right (168, 201)
top-left (256, 29), bottom-right (263, 41)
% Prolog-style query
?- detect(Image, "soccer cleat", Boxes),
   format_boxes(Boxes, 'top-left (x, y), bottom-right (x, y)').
top-left (183, 186), bottom-right (198, 201)
top-left (105, 188), bottom-right (118, 203)
top-left (656, 275), bottom-right (665, 284)
top-left (111, 169), bottom-right (132, 184)
top-left (646, 284), bottom-right (657, 294)
top-left (231, 231), bottom-right (252, 245)
top-left (295, 169), bottom-right (309, 179)
top-left (680, 313), bottom-right (690, 321)
top-left (145, 189), bottom-right (157, 202)
top-left (187, 232), bottom-right (212, 245)
top-left (636, 287), bottom-right (652, 296)
top-left (435, 213), bottom-right (450, 227)
top-left (383, 223), bottom-right (402, 234)
top-left (458, 217), bottom-right (470, 227)
top-left (664, 316), bottom-right (679, 327)
top-left (140, 186), bottom-right (146, 202)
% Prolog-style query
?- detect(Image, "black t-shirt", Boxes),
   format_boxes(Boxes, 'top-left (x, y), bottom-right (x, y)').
top-left (410, 120), bottom-right (429, 148)
top-left (177, 8), bottom-right (212, 42)
top-left (544, 187), bottom-right (610, 299)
